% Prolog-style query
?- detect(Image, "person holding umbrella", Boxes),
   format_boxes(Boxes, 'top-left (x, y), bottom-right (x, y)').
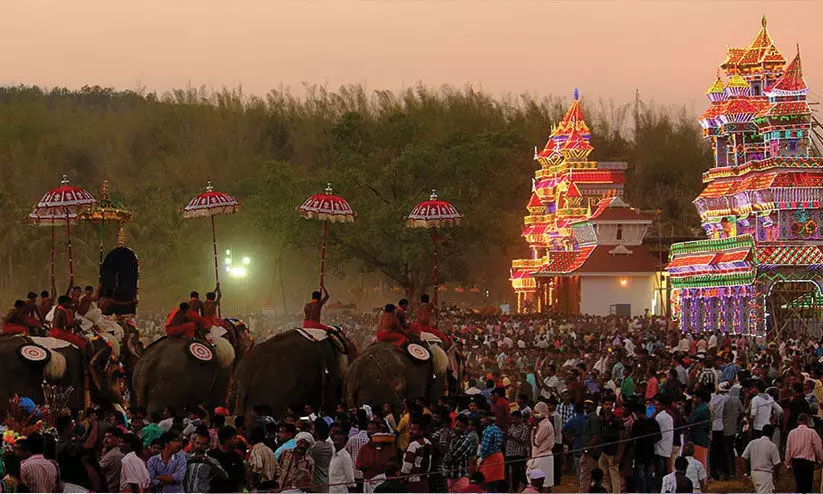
top-left (304, 285), bottom-right (330, 330)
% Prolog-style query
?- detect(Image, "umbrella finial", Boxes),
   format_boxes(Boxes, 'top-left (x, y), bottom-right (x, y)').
top-left (206, 181), bottom-right (214, 192)
top-left (101, 180), bottom-right (110, 201)
top-left (325, 183), bottom-right (333, 194)
top-left (61, 174), bottom-right (69, 186)
top-left (430, 189), bottom-right (438, 201)
top-left (117, 227), bottom-right (126, 247)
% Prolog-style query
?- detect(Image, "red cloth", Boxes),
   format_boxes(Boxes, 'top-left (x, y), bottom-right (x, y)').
top-left (479, 452), bottom-right (505, 482)
top-left (1, 323), bottom-right (28, 335)
top-left (376, 330), bottom-right (407, 347)
top-left (49, 328), bottom-right (86, 348)
top-left (166, 322), bottom-right (195, 338)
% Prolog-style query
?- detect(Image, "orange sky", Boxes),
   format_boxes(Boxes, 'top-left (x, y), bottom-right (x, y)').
top-left (3, 1), bottom-right (822, 113)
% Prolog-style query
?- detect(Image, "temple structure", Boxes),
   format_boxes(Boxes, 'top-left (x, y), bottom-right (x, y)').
top-left (667, 17), bottom-right (823, 336)
top-left (510, 90), bottom-right (660, 315)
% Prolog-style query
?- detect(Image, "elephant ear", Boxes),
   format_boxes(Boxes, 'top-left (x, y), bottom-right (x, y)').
top-left (89, 346), bottom-right (113, 392)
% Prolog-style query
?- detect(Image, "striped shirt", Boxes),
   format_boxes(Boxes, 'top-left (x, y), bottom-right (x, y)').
top-left (20, 454), bottom-right (57, 493)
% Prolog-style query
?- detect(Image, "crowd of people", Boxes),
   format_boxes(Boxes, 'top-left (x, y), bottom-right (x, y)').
top-left (5, 302), bottom-right (823, 492)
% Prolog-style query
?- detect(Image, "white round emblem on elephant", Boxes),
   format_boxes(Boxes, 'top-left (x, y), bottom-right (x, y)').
top-left (188, 342), bottom-right (214, 362)
top-left (406, 343), bottom-right (431, 361)
top-left (19, 344), bottom-right (50, 362)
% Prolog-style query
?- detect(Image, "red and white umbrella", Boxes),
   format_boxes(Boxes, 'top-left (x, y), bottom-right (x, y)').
top-left (407, 189), bottom-right (462, 325)
top-left (182, 181), bottom-right (240, 315)
top-left (29, 175), bottom-right (96, 295)
top-left (297, 183), bottom-right (355, 289)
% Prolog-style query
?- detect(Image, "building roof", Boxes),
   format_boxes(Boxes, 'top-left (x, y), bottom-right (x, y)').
top-left (757, 245), bottom-right (823, 265)
top-left (737, 16), bottom-right (786, 67)
top-left (706, 76), bottom-right (726, 95)
top-left (550, 89), bottom-right (591, 140)
top-left (766, 49), bottom-right (807, 95)
top-left (586, 196), bottom-right (654, 222)
top-left (574, 245), bottom-right (660, 274)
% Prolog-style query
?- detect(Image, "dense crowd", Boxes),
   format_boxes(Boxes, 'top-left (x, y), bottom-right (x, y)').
top-left (3, 311), bottom-right (823, 493)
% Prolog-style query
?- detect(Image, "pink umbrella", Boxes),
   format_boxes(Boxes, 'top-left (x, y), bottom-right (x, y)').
top-left (297, 183), bottom-right (355, 289)
top-left (29, 175), bottom-right (96, 294)
top-left (182, 181), bottom-right (240, 316)
top-left (407, 189), bottom-right (462, 325)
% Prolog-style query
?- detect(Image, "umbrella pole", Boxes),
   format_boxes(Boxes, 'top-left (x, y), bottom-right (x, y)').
top-left (432, 227), bottom-right (439, 327)
top-left (99, 215), bottom-right (105, 269)
top-left (211, 214), bottom-right (221, 318)
top-left (319, 219), bottom-right (328, 289)
top-left (66, 213), bottom-right (74, 288)
top-left (50, 224), bottom-right (56, 296)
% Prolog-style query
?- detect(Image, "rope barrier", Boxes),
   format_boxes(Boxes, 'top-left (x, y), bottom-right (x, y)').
top-left (274, 392), bottom-right (798, 491)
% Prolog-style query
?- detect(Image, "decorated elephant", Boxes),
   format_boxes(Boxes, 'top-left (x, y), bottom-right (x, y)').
top-left (131, 319), bottom-right (248, 415)
top-left (346, 335), bottom-right (449, 409)
top-left (232, 326), bottom-right (358, 419)
top-left (0, 334), bottom-right (125, 414)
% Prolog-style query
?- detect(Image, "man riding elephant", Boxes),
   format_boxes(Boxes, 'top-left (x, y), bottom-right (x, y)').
top-left (303, 286), bottom-right (331, 330)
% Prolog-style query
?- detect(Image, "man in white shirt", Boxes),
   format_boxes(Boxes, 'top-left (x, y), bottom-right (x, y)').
top-left (750, 381), bottom-right (783, 437)
top-left (709, 384), bottom-right (730, 480)
top-left (741, 424), bottom-right (780, 493)
top-left (681, 442), bottom-right (707, 493)
top-left (120, 434), bottom-right (151, 492)
top-left (654, 394), bottom-right (674, 490)
top-left (539, 365), bottom-right (560, 401)
top-left (329, 432), bottom-right (355, 493)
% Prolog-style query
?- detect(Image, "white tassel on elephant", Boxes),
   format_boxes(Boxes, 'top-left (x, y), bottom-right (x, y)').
top-left (430, 344), bottom-right (448, 376)
top-left (43, 349), bottom-right (66, 380)
top-left (211, 336), bottom-right (235, 368)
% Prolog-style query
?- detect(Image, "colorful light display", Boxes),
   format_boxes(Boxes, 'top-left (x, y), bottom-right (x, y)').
top-left (510, 90), bottom-right (656, 314)
top-left (667, 16), bottom-right (823, 335)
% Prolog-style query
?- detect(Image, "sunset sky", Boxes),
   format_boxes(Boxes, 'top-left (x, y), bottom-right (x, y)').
top-left (3, 1), bottom-right (822, 114)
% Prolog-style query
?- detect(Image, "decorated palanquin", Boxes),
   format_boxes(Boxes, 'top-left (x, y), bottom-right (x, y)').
top-left (667, 16), bottom-right (823, 335)
top-left (511, 89), bottom-right (634, 313)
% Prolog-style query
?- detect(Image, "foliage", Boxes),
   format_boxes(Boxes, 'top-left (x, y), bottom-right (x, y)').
top-left (0, 84), bottom-right (712, 307)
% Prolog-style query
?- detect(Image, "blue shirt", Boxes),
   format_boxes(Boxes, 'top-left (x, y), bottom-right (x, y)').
top-left (274, 438), bottom-right (296, 460)
top-left (480, 424), bottom-right (503, 459)
top-left (563, 414), bottom-right (587, 456)
top-left (721, 363), bottom-right (740, 384)
top-left (147, 452), bottom-right (187, 493)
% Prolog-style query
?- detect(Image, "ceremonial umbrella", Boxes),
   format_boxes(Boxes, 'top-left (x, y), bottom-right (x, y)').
top-left (407, 189), bottom-right (462, 326)
top-left (297, 183), bottom-right (355, 289)
top-left (77, 180), bottom-right (133, 267)
top-left (28, 175), bottom-right (96, 295)
top-left (182, 181), bottom-right (240, 316)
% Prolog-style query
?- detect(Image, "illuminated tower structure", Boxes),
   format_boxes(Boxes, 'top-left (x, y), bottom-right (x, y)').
top-left (667, 17), bottom-right (823, 335)
top-left (511, 89), bottom-right (658, 314)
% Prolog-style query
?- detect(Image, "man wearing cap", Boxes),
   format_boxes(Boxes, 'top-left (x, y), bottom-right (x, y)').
top-left (710, 381), bottom-right (730, 480)
top-left (279, 432), bottom-right (316, 491)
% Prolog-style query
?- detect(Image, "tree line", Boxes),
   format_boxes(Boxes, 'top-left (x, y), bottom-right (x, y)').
top-left (0, 84), bottom-right (711, 310)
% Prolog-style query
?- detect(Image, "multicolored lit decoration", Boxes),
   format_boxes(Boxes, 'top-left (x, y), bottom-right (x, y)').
top-left (511, 89), bottom-right (655, 313)
top-left (668, 17), bottom-right (823, 335)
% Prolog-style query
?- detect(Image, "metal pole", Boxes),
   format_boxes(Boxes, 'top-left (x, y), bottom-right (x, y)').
top-left (211, 214), bottom-right (221, 318)
top-left (432, 227), bottom-right (439, 327)
top-left (319, 220), bottom-right (328, 289)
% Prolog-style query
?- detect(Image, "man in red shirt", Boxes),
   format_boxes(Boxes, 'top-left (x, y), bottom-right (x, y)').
top-left (493, 388), bottom-right (510, 431)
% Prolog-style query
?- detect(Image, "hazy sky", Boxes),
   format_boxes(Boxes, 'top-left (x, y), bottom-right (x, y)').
top-left (3, 1), bottom-right (823, 113)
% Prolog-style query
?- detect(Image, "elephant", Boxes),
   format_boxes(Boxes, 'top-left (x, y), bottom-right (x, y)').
top-left (131, 319), bottom-right (250, 415)
top-left (232, 327), bottom-right (358, 419)
top-left (346, 340), bottom-right (449, 410)
top-left (0, 334), bottom-right (125, 414)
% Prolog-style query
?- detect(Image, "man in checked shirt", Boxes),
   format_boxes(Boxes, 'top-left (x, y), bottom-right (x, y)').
top-left (445, 415), bottom-right (479, 484)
